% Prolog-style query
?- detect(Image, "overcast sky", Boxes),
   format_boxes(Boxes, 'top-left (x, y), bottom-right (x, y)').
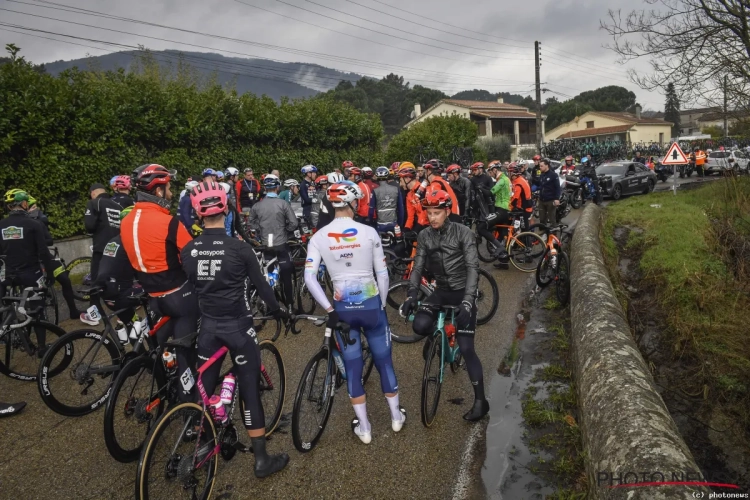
top-left (0, 0), bottom-right (670, 110)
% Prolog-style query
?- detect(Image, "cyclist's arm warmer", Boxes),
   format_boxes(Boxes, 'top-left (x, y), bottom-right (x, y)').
top-left (372, 235), bottom-right (389, 305)
top-left (243, 245), bottom-right (279, 311)
top-left (408, 233), bottom-right (428, 298)
top-left (84, 200), bottom-right (98, 234)
top-left (303, 240), bottom-right (332, 311)
top-left (461, 226), bottom-right (479, 302)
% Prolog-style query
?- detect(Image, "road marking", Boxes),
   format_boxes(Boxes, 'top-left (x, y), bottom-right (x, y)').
top-left (452, 421), bottom-right (484, 500)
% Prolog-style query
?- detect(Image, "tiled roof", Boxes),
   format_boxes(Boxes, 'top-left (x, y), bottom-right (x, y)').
top-left (444, 99), bottom-right (528, 110)
top-left (558, 124), bottom-right (633, 139)
top-left (470, 110), bottom-right (537, 119)
top-left (591, 111), bottom-right (671, 125)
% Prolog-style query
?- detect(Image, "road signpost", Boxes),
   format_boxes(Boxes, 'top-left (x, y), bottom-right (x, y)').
top-left (661, 142), bottom-right (688, 195)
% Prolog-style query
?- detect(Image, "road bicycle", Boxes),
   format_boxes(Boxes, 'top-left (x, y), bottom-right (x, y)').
top-left (37, 286), bottom-right (152, 417)
top-left (534, 224), bottom-right (572, 306)
top-left (291, 317), bottom-right (375, 453)
top-left (135, 331), bottom-right (285, 499)
top-left (421, 305), bottom-right (465, 427)
top-left (475, 211), bottom-right (546, 271)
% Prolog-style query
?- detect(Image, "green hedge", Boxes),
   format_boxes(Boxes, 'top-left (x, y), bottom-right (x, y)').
top-left (0, 48), bottom-right (384, 238)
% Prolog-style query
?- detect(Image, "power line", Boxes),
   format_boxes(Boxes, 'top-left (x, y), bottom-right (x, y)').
top-left (543, 46), bottom-right (638, 80)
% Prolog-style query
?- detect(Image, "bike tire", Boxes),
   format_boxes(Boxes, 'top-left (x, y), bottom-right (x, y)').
top-left (475, 268), bottom-right (499, 326)
top-left (385, 280), bottom-right (423, 344)
top-left (535, 248), bottom-right (553, 288)
top-left (66, 256), bottom-right (92, 302)
top-left (43, 288), bottom-right (59, 326)
top-left (104, 355), bottom-right (166, 463)
top-left (421, 335), bottom-right (443, 428)
top-left (570, 190), bottom-right (583, 209)
top-left (296, 278), bottom-right (316, 315)
top-left (450, 351), bottom-right (464, 374)
top-left (508, 232), bottom-right (546, 273)
top-left (477, 237), bottom-right (496, 263)
top-left (361, 336), bottom-right (375, 386)
top-left (291, 349), bottom-right (334, 453)
top-left (556, 252), bottom-right (571, 307)
top-left (0, 320), bottom-right (64, 382)
top-left (259, 340), bottom-right (286, 436)
top-left (136, 402), bottom-right (218, 500)
top-left (38, 328), bottom-right (122, 416)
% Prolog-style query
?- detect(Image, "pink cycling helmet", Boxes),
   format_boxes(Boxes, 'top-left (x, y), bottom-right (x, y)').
top-left (112, 175), bottom-right (131, 190)
top-left (190, 181), bottom-right (227, 217)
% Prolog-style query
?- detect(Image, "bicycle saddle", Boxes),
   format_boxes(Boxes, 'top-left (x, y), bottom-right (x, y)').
top-left (163, 331), bottom-right (200, 349)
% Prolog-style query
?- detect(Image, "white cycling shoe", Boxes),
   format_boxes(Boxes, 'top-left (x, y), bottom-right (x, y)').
top-left (392, 406), bottom-right (407, 433)
top-left (351, 418), bottom-right (372, 444)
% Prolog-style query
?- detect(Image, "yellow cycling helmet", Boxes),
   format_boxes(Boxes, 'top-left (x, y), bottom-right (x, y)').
top-left (4, 189), bottom-right (28, 204)
top-left (27, 194), bottom-right (37, 207)
top-left (399, 161), bottom-right (415, 171)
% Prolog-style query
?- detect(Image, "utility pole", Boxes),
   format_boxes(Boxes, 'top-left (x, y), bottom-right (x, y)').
top-left (723, 75), bottom-right (728, 137)
top-left (535, 41), bottom-right (542, 152)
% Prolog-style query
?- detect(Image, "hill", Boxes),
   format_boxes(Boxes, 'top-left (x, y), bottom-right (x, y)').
top-left (43, 50), bottom-right (363, 101)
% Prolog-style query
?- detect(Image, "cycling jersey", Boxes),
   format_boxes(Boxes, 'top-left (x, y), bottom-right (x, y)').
top-left (304, 217), bottom-right (388, 309)
top-left (429, 177), bottom-right (460, 215)
top-left (510, 176), bottom-right (534, 213)
top-left (112, 193), bottom-right (135, 208)
top-left (84, 193), bottom-right (123, 253)
top-left (373, 181), bottom-right (404, 226)
top-left (405, 183), bottom-right (428, 230)
top-left (177, 194), bottom-right (197, 235)
top-left (0, 211), bottom-right (54, 279)
top-left (315, 196), bottom-right (336, 231)
top-left (96, 235), bottom-right (136, 286)
top-left (355, 181), bottom-right (375, 222)
top-left (120, 202), bottom-right (192, 294)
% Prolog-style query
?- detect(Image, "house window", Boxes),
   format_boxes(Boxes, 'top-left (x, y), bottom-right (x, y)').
top-left (586, 121), bottom-right (594, 128)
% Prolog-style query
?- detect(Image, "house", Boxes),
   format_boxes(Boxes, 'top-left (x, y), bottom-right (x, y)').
top-left (545, 108), bottom-right (672, 144)
top-left (679, 107), bottom-right (722, 135)
top-left (404, 98), bottom-right (544, 158)
top-left (696, 111), bottom-right (739, 133)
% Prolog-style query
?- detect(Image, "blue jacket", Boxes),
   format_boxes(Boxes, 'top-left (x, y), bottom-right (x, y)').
top-left (178, 194), bottom-right (196, 233)
top-left (538, 169), bottom-right (562, 202)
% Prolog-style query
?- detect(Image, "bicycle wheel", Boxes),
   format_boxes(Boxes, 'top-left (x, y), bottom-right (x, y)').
top-left (385, 280), bottom-right (423, 344)
top-left (535, 248), bottom-right (553, 288)
top-left (0, 320), bottom-right (64, 381)
top-left (259, 340), bottom-right (285, 436)
top-left (104, 355), bottom-right (167, 463)
top-left (361, 336), bottom-right (375, 386)
top-left (475, 268), bottom-right (499, 326)
top-left (508, 231), bottom-right (546, 272)
top-left (43, 288), bottom-right (59, 326)
top-left (421, 335), bottom-right (443, 428)
top-left (66, 256), bottom-right (92, 302)
top-left (137, 402), bottom-right (218, 500)
top-left (450, 351), bottom-right (464, 374)
top-left (291, 349), bottom-right (334, 452)
top-left (38, 328), bottom-right (122, 416)
top-left (251, 295), bottom-right (281, 342)
top-left (556, 252), bottom-right (571, 306)
top-left (477, 236), bottom-right (497, 263)
top-left (296, 277), bottom-right (317, 315)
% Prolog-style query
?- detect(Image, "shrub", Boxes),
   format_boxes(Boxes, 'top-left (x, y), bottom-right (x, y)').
top-left (474, 135), bottom-right (512, 163)
top-left (385, 114), bottom-right (477, 164)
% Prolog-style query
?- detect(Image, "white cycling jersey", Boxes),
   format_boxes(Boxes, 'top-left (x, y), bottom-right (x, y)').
top-left (304, 217), bottom-right (389, 310)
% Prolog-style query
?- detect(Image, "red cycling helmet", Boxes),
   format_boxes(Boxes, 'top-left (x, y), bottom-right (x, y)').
top-left (507, 164), bottom-right (522, 176)
top-left (421, 189), bottom-right (453, 209)
top-left (113, 175), bottom-right (131, 190)
top-left (349, 167), bottom-right (362, 178)
top-left (470, 162), bottom-right (484, 171)
top-left (398, 166), bottom-right (417, 179)
top-left (565, 155), bottom-right (573, 162)
top-left (190, 181), bottom-right (227, 217)
top-left (342, 160), bottom-right (355, 169)
top-left (532, 155), bottom-right (541, 161)
top-left (132, 164), bottom-right (176, 192)
top-left (446, 164), bottom-right (461, 175)
top-left (390, 161), bottom-right (401, 171)
top-left (315, 176), bottom-right (329, 187)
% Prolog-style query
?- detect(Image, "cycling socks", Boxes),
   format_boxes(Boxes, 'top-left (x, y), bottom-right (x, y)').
top-left (386, 394), bottom-right (402, 422)
top-left (352, 402), bottom-right (371, 433)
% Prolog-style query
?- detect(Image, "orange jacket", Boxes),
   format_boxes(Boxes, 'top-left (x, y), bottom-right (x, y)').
top-left (356, 181), bottom-right (373, 220)
top-left (510, 176), bottom-right (533, 213)
top-left (695, 150), bottom-right (706, 166)
top-left (120, 202), bottom-right (192, 294)
top-left (429, 177), bottom-right (460, 215)
top-left (405, 183), bottom-right (428, 229)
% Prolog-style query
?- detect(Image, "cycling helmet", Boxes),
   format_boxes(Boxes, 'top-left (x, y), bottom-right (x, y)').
top-left (315, 176), bottom-right (329, 187)
top-left (362, 166), bottom-right (374, 179)
top-left (341, 160), bottom-right (355, 169)
top-left (133, 164), bottom-right (176, 192)
top-left (263, 174), bottom-right (281, 189)
top-left (113, 175), bottom-right (131, 190)
top-left (215, 171), bottom-right (224, 180)
top-left (424, 158), bottom-right (444, 173)
top-left (301, 165), bottom-right (318, 175)
top-left (109, 176), bottom-right (119, 186)
top-left (421, 189), bottom-right (452, 209)
top-left (119, 205), bottom-right (135, 220)
top-left (532, 155), bottom-right (541, 161)
top-left (470, 162), bottom-right (484, 171)
top-left (202, 168), bottom-right (215, 177)
top-left (226, 167), bottom-right (239, 177)
top-left (375, 166), bottom-right (390, 180)
top-left (581, 157), bottom-right (589, 163)
top-left (185, 180), bottom-right (199, 192)
top-left (487, 160), bottom-right (502, 170)
top-left (219, 182), bottom-right (232, 194)
top-left (327, 181), bottom-right (363, 208)
top-left (565, 155), bottom-right (573, 162)
top-left (190, 181), bottom-right (227, 217)
top-left (284, 179), bottom-right (300, 187)
top-left (446, 164), bottom-right (461, 175)
top-left (390, 161), bottom-right (401, 172)
top-left (27, 194), bottom-right (37, 207)
top-left (4, 188), bottom-right (26, 204)
top-left (327, 172), bottom-right (344, 184)
top-left (349, 167), bottom-right (362, 179)
top-left (399, 161), bottom-right (415, 171)
top-left (507, 164), bottom-right (522, 176)
top-left (694, 147), bottom-right (699, 152)
top-left (398, 166), bottom-right (417, 179)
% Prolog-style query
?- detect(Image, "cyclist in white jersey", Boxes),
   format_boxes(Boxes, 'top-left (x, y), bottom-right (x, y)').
top-left (304, 180), bottom-right (405, 444)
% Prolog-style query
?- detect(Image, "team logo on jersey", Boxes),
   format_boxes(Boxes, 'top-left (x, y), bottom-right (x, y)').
top-left (1, 226), bottom-right (22, 240)
top-left (327, 228), bottom-right (357, 243)
top-left (103, 241), bottom-right (120, 257)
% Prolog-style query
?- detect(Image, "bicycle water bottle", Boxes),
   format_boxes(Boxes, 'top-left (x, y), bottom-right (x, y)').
top-left (269, 266), bottom-right (279, 288)
top-left (318, 263), bottom-right (327, 281)
top-left (549, 247), bottom-right (558, 268)
top-left (332, 350), bottom-right (347, 380)
top-left (220, 374), bottom-right (236, 405)
top-left (394, 225), bottom-right (402, 238)
top-left (446, 323), bottom-right (457, 348)
top-left (209, 395), bottom-right (228, 425)
top-left (162, 351), bottom-right (177, 373)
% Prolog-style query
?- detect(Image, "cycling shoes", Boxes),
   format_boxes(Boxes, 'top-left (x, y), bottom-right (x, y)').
top-left (463, 399), bottom-right (489, 422)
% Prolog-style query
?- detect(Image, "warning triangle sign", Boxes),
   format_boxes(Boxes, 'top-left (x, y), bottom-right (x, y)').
top-left (662, 142), bottom-right (688, 165)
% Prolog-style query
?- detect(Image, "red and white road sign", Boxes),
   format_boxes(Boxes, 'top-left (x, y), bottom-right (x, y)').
top-left (662, 142), bottom-right (688, 165)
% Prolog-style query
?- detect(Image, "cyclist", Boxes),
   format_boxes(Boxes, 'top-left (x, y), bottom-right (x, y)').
top-left (224, 167), bottom-right (240, 206)
top-left (300, 165), bottom-right (318, 224)
top-left (633, 151), bottom-right (646, 165)
top-left (361, 167), bottom-right (379, 194)
top-left (0, 190), bottom-right (55, 355)
top-left (83, 183), bottom-right (125, 325)
top-left (202, 168), bottom-right (216, 183)
top-left (316, 172), bottom-right (343, 230)
top-left (536, 159), bottom-right (562, 227)
top-left (342, 160), bottom-right (354, 181)
top-left (487, 161), bottom-right (511, 265)
top-left (529, 155), bottom-right (542, 186)
top-left (508, 164), bottom-right (534, 232)
top-left (111, 175), bottom-right (134, 207)
top-left (120, 164), bottom-right (198, 401)
top-left (447, 164), bottom-right (471, 217)
top-left (247, 174), bottom-right (298, 311)
top-left (349, 167), bottom-right (376, 227)
top-left (219, 182), bottom-right (236, 237)
top-left (561, 155), bottom-right (576, 175)
top-left (399, 164), bottom-right (428, 233)
top-left (422, 160), bottom-right (460, 221)
top-left (237, 168), bottom-right (262, 214)
top-left (181, 182), bottom-right (290, 478)
top-left (304, 181), bottom-right (405, 444)
top-left (400, 190), bottom-right (488, 421)
top-left (578, 157), bottom-right (599, 202)
top-left (373, 166), bottom-right (404, 234)
top-left (310, 176), bottom-right (329, 228)
top-left (279, 179), bottom-right (300, 203)
top-left (178, 180), bottom-right (200, 235)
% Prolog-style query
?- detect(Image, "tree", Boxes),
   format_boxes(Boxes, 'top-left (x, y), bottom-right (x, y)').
top-left (386, 115), bottom-right (477, 164)
top-left (701, 125), bottom-right (725, 139)
top-left (575, 86), bottom-right (636, 111)
top-left (474, 136), bottom-right (512, 163)
top-left (664, 82), bottom-right (681, 138)
top-left (601, 1), bottom-right (750, 115)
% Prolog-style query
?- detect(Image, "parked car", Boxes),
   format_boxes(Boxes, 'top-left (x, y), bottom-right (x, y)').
top-left (704, 150), bottom-right (749, 175)
top-left (596, 161), bottom-right (657, 200)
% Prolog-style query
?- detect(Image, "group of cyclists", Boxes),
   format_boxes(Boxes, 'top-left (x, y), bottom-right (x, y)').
top-left (0, 153), bottom-right (570, 479)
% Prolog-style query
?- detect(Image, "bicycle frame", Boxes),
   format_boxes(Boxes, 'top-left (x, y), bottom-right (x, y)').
top-left (433, 310), bottom-right (460, 385)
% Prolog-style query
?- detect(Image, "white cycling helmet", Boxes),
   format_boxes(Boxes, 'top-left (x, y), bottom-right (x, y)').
top-left (226, 167), bottom-right (239, 176)
top-left (284, 179), bottom-right (300, 187)
top-left (219, 182), bottom-right (232, 193)
top-left (327, 181), bottom-right (363, 208)
top-left (327, 172), bottom-right (344, 184)
top-left (185, 180), bottom-right (199, 191)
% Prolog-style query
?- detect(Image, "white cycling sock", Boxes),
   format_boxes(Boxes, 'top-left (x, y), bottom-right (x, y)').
top-left (386, 394), bottom-right (402, 421)
top-left (352, 403), bottom-right (370, 433)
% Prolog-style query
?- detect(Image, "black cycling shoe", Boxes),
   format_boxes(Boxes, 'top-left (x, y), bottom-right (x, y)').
top-left (252, 436), bottom-right (290, 478)
top-left (463, 399), bottom-right (489, 421)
